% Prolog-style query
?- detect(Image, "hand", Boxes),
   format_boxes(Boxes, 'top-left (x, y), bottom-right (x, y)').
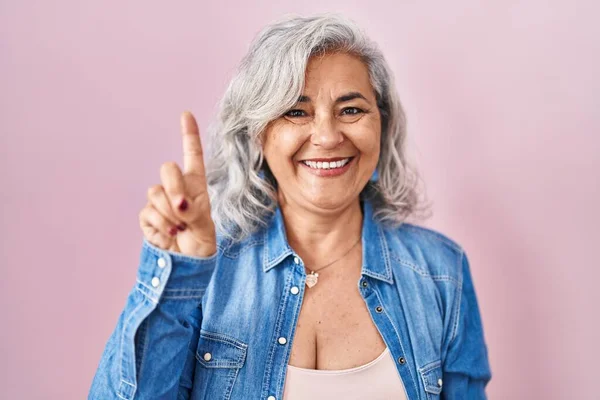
top-left (138, 111), bottom-right (217, 257)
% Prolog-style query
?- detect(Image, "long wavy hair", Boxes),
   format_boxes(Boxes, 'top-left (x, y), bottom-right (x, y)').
top-left (205, 13), bottom-right (432, 241)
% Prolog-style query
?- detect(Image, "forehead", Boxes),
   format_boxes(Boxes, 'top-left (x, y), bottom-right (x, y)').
top-left (303, 52), bottom-right (373, 95)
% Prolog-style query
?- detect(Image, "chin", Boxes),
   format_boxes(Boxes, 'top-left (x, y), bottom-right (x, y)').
top-left (302, 191), bottom-right (357, 211)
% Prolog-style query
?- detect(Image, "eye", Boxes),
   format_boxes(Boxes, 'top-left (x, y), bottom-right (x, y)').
top-left (284, 109), bottom-right (307, 118)
top-left (341, 107), bottom-right (364, 115)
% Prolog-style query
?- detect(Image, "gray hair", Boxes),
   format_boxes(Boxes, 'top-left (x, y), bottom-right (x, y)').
top-left (205, 13), bottom-right (432, 241)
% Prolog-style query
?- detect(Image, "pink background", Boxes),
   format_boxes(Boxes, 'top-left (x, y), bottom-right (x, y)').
top-left (1, 1), bottom-right (598, 399)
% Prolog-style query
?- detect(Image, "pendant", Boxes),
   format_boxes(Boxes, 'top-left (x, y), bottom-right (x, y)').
top-left (305, 271), bottom-right (319, 288)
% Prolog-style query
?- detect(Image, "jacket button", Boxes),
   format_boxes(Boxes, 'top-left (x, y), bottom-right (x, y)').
top-left (375, 306), bottom-right (383, 313)
top-left (290, 286), bottom-right (299, 295)
top-left (361, 280), bottom-right (368, 288)
top-left (398, 357), bottom-right (406, 365)
top-left (438, 378), bottom-right (443, 387)
top-left (151, 277), bottom-right (160, 287)
top-left (293, 256), bottom-right (300, 264)
top-left (278, 337), bottom-right (287, 345)
top-left (157, 257), bottom-right (166, 268)
top-left (267, 396), bottom-right (276, 400)
top-left (203, 352), bottom-right (212, 361)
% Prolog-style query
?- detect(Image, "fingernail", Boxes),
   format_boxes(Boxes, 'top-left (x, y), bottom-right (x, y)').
top-left (177, 223), bottom-right (187, 231)
top-left (169, 226), bottom-right (178, 236)
top-left (178, 199), bottom-right (188, 211)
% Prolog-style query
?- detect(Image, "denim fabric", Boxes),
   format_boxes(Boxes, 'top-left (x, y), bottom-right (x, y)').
top-left (89, 199), bottom-right (491, 399)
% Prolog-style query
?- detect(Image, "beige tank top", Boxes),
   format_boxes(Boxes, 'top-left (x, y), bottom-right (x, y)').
top-left (282, 347), bottom-right (408, 399)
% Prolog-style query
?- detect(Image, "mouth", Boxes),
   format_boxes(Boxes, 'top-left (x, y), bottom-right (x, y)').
top-left (300, 156), bottom-right (354, 169)
top-left (298, 156), bottom-right (356, 177)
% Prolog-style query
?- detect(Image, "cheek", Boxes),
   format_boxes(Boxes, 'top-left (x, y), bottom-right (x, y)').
top-left (352, 114), bottom-right (381, 153)
top-left (352, 128), bottom-right (380, 159)
top-left (263, 126), bottom-right (307, 166)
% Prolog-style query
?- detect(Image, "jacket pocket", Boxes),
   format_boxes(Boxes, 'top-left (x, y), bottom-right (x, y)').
top-left (194, 330), bottom-right (247, 400)
top-left (419, 360), bottom-right (444, 399)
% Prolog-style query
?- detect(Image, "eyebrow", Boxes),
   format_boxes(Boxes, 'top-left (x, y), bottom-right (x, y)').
top-left (296, 91), bottom-right (368, 104)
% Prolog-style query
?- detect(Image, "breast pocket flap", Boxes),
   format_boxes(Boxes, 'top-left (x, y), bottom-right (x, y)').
top-left (419, 360), bottom-right (443, 395)
top-left (195, 330), bottom-right (247, 369)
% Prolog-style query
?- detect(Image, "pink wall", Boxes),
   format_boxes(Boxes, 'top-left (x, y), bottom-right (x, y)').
top-left (1, 1), bottom-right (598, 399)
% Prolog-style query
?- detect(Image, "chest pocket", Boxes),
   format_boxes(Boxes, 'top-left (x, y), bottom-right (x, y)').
top-left (194, 330), bottom-right (248, 400)
top-left (419, 360), bottom-right (444, 400)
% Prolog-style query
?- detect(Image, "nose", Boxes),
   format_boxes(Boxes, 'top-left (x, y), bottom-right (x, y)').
top-left (310, 113), bottom-right (343, 149)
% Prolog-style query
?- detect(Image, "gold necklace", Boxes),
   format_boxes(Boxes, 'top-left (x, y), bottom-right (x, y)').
top-left (304, 236), bottom-right (362, 288)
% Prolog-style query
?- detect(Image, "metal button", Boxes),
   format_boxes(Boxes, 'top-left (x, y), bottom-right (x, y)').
top-left (267, 396), bottom-right (276, 400)
top-left (361, 280), bottom-right (368, 288)
top-left (278, 337), bottom-right (287, 345)
top-left (398, 357), bottom-right (406, 365)
top-left (375, 306), bottom-right (383, 313)
top-left (290, 286), bottom-right (299, 295)
top-left (157, 257), bottom-right (166, 268)
top-left (438, 378), bottom-right (443, 387)
top-left (203, 352), bottom-right (212, 361)
top-left (293, 256), bottom-right (300, 264)
top-left (151, 277), bottom-right (160, 287)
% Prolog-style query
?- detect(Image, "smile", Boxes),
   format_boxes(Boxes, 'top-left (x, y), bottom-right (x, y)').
top-left (301, 157), bottom-right (351, 169)
top-left (298, 156), bottom-right (355, 177)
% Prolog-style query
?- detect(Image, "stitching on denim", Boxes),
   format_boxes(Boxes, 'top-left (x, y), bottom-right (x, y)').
top-left (365, 270), bottom-right (389, 281)
top-left (401, 224), bottom-right (462, 252)
top-left (223, 367), bottom-right (239, 400)
top-left (377, 225), bottom-right (394, 283)
top-left (135, 285), bottom-right (158, 305)
top-left (162, 288), bottom-right (205, 299)
top-left (143, 238), bottom-right (219, 263)
top-left (200, 330), bottom-right (248, 350)
top-left (269, 251), bottom-right (291, 268)
top-left (371, 288), bottom-right (420, 399)
top-left (449, 250), bottom-right (465, 343)
top-left (135, 280), bottom-right (159, 302)
top-left (430, 276), bottom-right (460, 284)
top-left (118, 295), bottom-right (146, 396)
top-left (390, 254), bottom-right (461, 286)
top-left (263, 228), bottom-right (269, 269)
top-left (195, 354), bottom-right (244, 369)
top-left (222, 238), bottom-right (264, 259)
top-left (136, 280), bottom-right (156, 293)
top-left (195, 331), bottom-right (247, 369)
top-left (450, 252), bottom-right (464, 343)
top-left (260, 267), bottom-right (290, 398)
top-left (161, 294), bottom-right (205, 300)
top-left (119, 380), bottom-right (135, 390)
top-left (116, 379), bottom-right (137, 400)
top-left (116, 379), bottom-right (132, 400)
top-left (137, 281), bottom-right (207, 300)
top-left (419, 361), bottom-right (442, 396)
top-left (389, 254), bottom-right (425, 275)
top-left (275, 271), bottom-right (298, 398)
top-left (134, 317), bottom-right (150, 388)
top-left (419, 359), bottom-right (442, 373)
top-left (217, 243), bottom-right (227, 254)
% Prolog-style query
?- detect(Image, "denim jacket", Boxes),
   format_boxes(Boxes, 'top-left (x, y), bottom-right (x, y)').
top-left (89, 199), bottom-right (491, 400)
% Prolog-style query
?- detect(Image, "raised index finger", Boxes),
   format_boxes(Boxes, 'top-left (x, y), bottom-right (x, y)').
top-left (180, 111), bottom-right (206, 177)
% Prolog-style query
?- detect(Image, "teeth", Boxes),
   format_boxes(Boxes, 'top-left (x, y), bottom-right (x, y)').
top-left (302, 158), bottom-right (351, 170)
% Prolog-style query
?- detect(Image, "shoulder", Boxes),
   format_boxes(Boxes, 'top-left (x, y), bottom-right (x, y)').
top-left (383, 222), bottom-right (466, 286)
top-left (214, 231), bottom-right (266, 259)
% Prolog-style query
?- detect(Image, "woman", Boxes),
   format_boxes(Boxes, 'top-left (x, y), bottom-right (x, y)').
top-left (89, 13), bottom-right (491, 400)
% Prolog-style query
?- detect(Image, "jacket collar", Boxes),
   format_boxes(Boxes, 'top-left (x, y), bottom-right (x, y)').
top-left (262, 200), bottom-right (394, 284)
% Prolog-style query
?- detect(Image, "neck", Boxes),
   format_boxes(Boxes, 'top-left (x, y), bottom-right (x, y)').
top-left (277, 192), bottom-right (363, 269)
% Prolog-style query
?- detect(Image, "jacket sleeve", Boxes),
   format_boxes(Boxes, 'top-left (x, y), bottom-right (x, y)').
top-left (88, 238), bottom-right (218, 400)
top-left (442, 250), bottom-right (492, 399)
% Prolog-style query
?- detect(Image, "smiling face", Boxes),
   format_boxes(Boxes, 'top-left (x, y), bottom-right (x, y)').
top-left (262, 52), bottom-right (381, 213)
